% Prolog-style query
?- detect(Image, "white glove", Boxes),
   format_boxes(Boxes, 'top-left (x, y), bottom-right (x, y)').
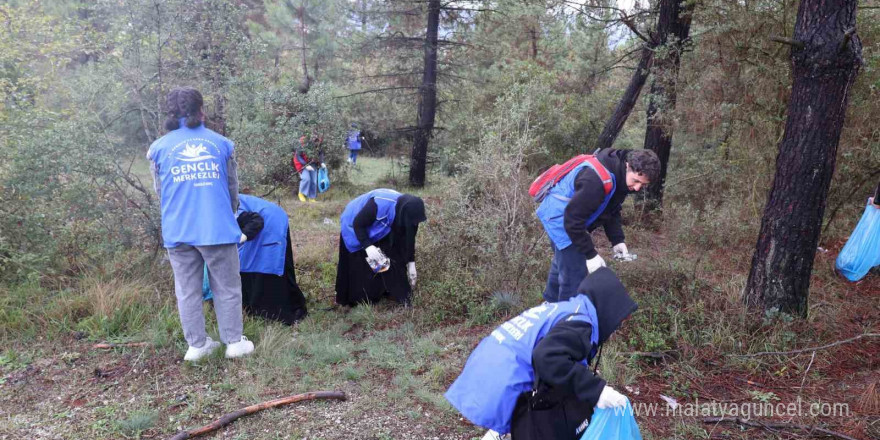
top-left (305, 165), bottom-right (315, 172)
top-left (596, 385), bottom-right (628, 409)
top-left (365, 245), bottom-right (383, 261)
top-left (481, 430), bottom-right (502, 440)
top-left (586, 254), bottom-right (606, 273)
top-left (612, 243), bottom-right (637, 261)
top-left (407, 262), bottom-right (417, 288)
top-left (239, 233), bottom-right (247, 244)
top-left (321, 163), bottom-right (327, 169)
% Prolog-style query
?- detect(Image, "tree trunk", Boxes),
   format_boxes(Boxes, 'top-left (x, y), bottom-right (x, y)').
top-left (744, 1), bottom-right (861, 317)
top-left (298, 1), bottom-right (312, 94)
top-left (595, 47), bottom-right (653, 151)
top-left (642, 0), bottom-right (694, 208)
top-left (408, 0), bottom-right (440, 188)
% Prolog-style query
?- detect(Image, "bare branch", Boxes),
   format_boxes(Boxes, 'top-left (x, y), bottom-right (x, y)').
top-left (730, 333), bottom-right (879, 357)
top-left (838, 27), bottom-right (856, 53)
top-left (770, 35), bottom-right (805, 49)
top-left (333, 86), bottom-right (421, 99)
top-left (702, 417), bottom-right (859, 440)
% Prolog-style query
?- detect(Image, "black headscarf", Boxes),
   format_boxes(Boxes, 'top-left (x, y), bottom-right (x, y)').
top-left (394, 195), bottom-right (427, 228)
top-left (577, 267), bottom-right (638, 345)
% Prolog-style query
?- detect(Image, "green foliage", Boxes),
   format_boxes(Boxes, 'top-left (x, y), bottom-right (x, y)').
top-left (227, 79), bottom-right (346, 190)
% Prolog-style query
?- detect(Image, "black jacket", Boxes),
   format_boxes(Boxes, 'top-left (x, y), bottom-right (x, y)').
top-left (531, 268), bottom-right (638, 409)
top-left (563, 149), bottom-right (630, 259)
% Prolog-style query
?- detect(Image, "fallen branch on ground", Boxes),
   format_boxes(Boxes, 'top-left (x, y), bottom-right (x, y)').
top-left (93, 342), bottom-right (151, 349)
top-left (702, 417), bottom-right (858, 440)
top-left (730, 333), bottom-right (879, 357)
top-left (167, 391), bottom-right (347, 440)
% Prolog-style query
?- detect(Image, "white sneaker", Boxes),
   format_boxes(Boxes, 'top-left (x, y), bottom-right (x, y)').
top-left (225, 335), bottom-right (254, 358)
top-left (183, 337), bottom-right (220, 362)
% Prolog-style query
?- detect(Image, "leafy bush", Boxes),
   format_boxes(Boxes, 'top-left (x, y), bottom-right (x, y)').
top-left (417, 81), bottom-right (554, 321)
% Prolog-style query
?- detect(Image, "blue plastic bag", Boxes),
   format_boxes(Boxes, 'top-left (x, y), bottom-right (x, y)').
top-left (580, 400), bottom-right (642, 440)
top-left (202, 264), bottom-right (214, 301)
top-left (836, 198), bottom-right (880, 282)
top-left (317, 167), bottom-right (331, 193)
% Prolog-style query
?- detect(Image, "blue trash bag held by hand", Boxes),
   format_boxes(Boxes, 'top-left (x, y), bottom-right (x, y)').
top-left (317, 167), bottom-right (331, 193)
top-left (836, 198), bottom-right (880, 282)
top-left (580, 400), bottom-right (642, 440)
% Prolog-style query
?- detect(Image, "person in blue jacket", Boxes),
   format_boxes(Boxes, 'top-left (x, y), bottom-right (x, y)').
top-left (204, 194), bottom-right (308, 324)
top-left (335, 189), bottom-right (426, 306)
top-left (147, 87), bottom-right (253, 361)
top-left (346, 123), bottom-right (363, 165)
top-left (538, 149), bottom-right (660, 303)
top-left (445, 268), bottom-right (636, 440)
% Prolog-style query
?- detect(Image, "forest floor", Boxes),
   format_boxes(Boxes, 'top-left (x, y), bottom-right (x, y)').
top-left (1, 157), bottom-right (878, 440)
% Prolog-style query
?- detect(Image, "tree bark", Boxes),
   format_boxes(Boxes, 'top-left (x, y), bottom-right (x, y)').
top-left (298, 1), bottom-right (312, 94)
top-left (642, 0), bottom-right (694, 208)
top-left (595, 46), bottom-right (654, 151)
top-left (408, 0), bottom-right (440, 188)
top-left (744, 0), bottom-right (861, 317)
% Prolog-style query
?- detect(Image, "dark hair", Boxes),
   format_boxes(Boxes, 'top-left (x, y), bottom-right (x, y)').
top-left (626, 150), bottom-right (661, 183)
top-left (164, 87), bottom-right (204, 131)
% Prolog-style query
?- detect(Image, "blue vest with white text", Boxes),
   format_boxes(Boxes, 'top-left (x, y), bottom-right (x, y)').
top-left (444, 295), bottom-right (600, 435)
top-left (535, 162), bottom-right (616, 250)
top-left (347, 130), bottom-right (362, 150)
top-left (340, 189), bottom-right (402, 252)
top-left (237, 195), bottom-right (288, 276)
top-left (147, 120), bottom-right (242, 248)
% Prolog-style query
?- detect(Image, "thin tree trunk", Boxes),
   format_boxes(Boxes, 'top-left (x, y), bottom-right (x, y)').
top-left (642, 0), bottom-right (694, 208)
top-left (744, 1), bottom-right (861, 317)
top-left (409, 0), bottom-right (440, 188)
top-left (595, 46), bottom-right (654, 151)
top-left (298, 1), bottom-right (311, 94)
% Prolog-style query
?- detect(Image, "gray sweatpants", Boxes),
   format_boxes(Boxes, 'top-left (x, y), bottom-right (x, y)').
top-left (167, 243), bottom-right (243, 347)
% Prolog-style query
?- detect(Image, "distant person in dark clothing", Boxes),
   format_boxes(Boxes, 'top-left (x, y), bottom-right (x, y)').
top-left (445, 268), bottom-right (637, 439)
top-left (205, 194), bottom-right (308, 325)
top-left (537, 149), bottom-right (660, 302)
top-left (335, 189), bottom-right (427, 306)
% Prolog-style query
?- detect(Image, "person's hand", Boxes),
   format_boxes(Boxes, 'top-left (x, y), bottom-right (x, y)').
top-left (586, 254), bottom-right (606, 273)
top-left (305, 165), bottom-right (315, 172)
top-left (365, 245), bottom-right (385, 262)
top-left (239, 234), bottom-right (248, 244)
top-left (612, 243), bottom-right (636, 261)
top-left (596, 386), bottom-right (627, 409)
top-left (407, 262), bottom-right (417, 288)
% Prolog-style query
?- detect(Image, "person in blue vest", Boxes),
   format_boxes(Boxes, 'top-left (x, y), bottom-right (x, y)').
top-left (538, 149), bottom-right (660, 303)
top-left (346, 123), bottom-right (363, 165)
top-left (445, 268), bottom-right (637, 440)
top-left (335, 189), bottom-right (427, 306)
top-left (147, 87), bottom-right (254, 361)
top-left (204, 194), bottom-right (308, 324)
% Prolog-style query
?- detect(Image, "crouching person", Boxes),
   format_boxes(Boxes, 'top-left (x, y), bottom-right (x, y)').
top-left (235, 194), bottom-right (309, 324)
top-left (335, 189), bottom-right (426, 306)
top-left (445, 268), bottom-right (636, 440)
top-left (147, 87), bottom-right (253, 361)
